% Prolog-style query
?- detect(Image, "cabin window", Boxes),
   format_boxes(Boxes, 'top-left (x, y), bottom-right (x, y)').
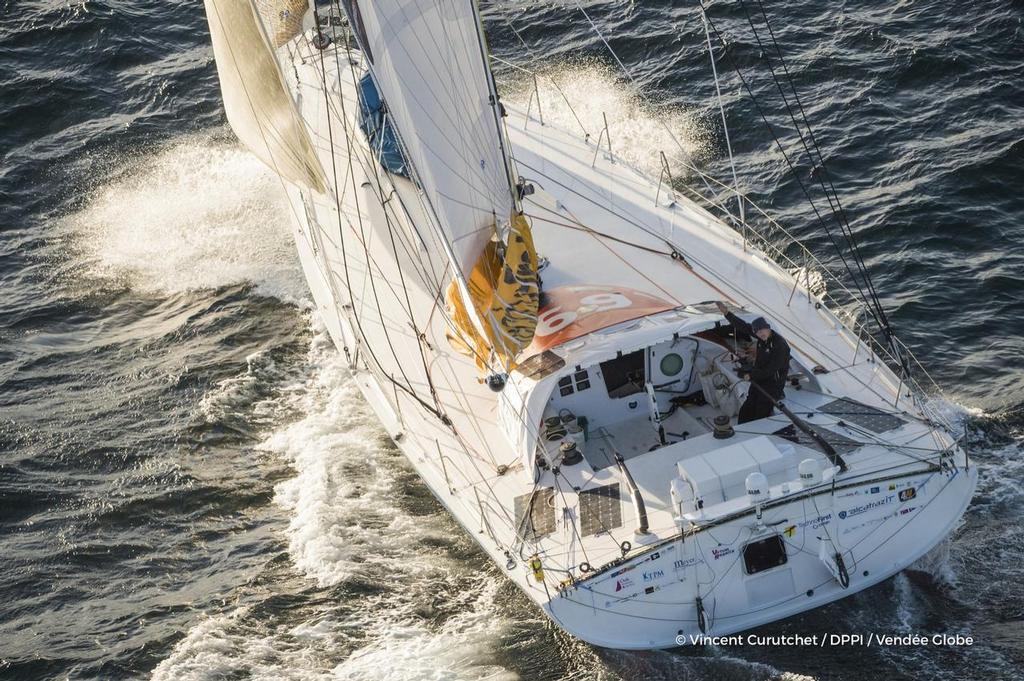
top-left (600, 349), bottom-right (645, 399)
top-left (573, 369), bottom-right (590, 391)
top-left (742, 535), bottom-right (788, 575)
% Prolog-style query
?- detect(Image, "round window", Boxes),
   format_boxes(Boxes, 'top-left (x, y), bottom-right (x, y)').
top-left (660, 353), bottom-right (684, 377)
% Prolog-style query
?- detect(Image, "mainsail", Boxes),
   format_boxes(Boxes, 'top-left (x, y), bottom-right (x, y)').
top-left (341, 0), bottom-right (517, 280)
top-left (343, 0), bottom-right (539, 372)
top-left (204, 0), bottom-right (326, 191)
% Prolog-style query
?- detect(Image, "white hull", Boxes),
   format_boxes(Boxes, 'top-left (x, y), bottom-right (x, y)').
top-left (271, 37), bottom-right (976, 649)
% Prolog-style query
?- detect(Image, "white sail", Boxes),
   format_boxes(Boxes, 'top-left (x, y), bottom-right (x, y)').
top-left (343, 0), bottom-right (517, 279)
top-left (204, 0), bottom-right (327, 192)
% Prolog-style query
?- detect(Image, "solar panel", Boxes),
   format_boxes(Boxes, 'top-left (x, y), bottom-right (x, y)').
top-left (514, 487), bottom-right (555, 541)
top-left (579, 484), bottom-right (622, 536)
top-left (773, 423), bottom-right (861, 456)
top-left (819, 397), bottom-right (906, 434)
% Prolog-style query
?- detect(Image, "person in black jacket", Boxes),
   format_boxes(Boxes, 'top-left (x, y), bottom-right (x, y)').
top-left (716, 302), bottom-right (791, 424)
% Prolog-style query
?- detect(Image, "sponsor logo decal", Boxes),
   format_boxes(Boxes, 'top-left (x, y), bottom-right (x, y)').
top-left (712, 547), bottom-right (735, 560)
top-left (899, 487), bottom-right (917, 502)
top-left (614, 577), bottom-right (634, 592)
top-left (798, 513), bottom-right (832, 529)
top-left (839, 494), bottom-right (896, 520)
top-left (870, 486), bottom-right (880, 494)
top-left (783, 525), bottom-right (797, 538)
top-left (642, 569), bottom-right (665, 583)
top-left (673, 557), bottom-right (704, 571)
top-left (610, 565), bottom-right (635, 578)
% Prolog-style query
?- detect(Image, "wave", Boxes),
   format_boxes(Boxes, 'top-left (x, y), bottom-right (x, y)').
top-left (64, 133), bottom-right (307, 302)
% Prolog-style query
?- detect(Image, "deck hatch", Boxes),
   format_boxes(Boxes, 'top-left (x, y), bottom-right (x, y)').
top-left (818, 397), bottom-right (906, 433)
top-left (743, 534), bottom-right (788, 574)
top-left (578, 483), bottom-right (622, 536)
top-left (514, 487), bottom-right (555, 541)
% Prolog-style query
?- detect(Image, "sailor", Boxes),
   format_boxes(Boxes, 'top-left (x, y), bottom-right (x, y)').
top-left (716, 302), bottom-right (791, 424)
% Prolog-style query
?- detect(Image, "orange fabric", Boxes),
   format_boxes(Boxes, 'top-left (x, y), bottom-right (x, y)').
top-left (445, 214), bottom-right (539, 374)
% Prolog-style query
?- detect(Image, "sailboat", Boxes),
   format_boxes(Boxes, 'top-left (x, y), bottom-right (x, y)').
top-left (202, 0), bottom-right (976, 648)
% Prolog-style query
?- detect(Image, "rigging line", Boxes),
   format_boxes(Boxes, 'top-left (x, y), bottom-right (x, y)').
top-left (327, 17), bottom-right (451, 297)
top-left (426, 355), bottom-right (505, 467)
top-left (315, 19), bottom-right (704, 520)
top-left (823, 421), bottom-right (945, 467)
top-left (314, 22), bottom-right (428, 406)
top-left (737, 0), bottom-right (892, 350)
top-left (551, 208), bottom-right (684, 306)
top-left (421, 1), bottom-right (510, 192)
top-left (509, 1), bottom-right (892, 375)
top-left (567, 0), bottom-right (724, 204)
top-left (511, 161), bottom-right (904, 407)
top-left (700, 5), bottom-right (745, 226)
top-left (357, 179), bottom-right (449, 416)
top-left (319, 41), bottom-right (457, 404)
top-left (372, 3), bottom-right (508, 203)
top-left (317, 194), bottom-right (551, 462)
top-left (652, 151), bottom-right (877, 312)
top-left (375, 194), bottom-right (446, 412)
top-left (312, 25), bottom-right (447, 423)
top-left (523, 205), bottom-right (674, 258)
top-left (376, 2), bottom-right (497, 180)
top-left (342, 29), bottom-right (506, 345)
top-left (695, 4), bottom-right (885, 337)
top-left (511, 470), bottom-right (546, 558)
top-left (344, 218), bottom-right (551, 468)
top-left (551, 466), bottom-right (625, 562)
top-left (752, 0), bottom-right (889, 324)
top-left (521, 167), bottom-right (827, 353)
top-left (468, 0), bottom-right (520, 215)
top-left (319, 51), bottom-right (440, 323)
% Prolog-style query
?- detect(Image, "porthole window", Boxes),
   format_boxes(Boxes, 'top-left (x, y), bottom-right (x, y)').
top-left (660, 353), bottom-right (685, 377)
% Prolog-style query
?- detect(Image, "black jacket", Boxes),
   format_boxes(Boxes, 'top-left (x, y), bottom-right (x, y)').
top-left (726, 312), bottom-right (791, 399)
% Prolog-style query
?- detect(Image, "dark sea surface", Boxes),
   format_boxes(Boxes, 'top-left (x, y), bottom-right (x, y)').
top-left (1, 0), bottom-right (1022, 679)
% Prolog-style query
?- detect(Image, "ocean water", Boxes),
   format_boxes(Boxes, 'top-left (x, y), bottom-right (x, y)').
top-left (1, 1), bottom-right (1022, 679)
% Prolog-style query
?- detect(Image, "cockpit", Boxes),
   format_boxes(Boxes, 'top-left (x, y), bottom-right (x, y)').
top-left (526, 309), bottom-right (819, 476)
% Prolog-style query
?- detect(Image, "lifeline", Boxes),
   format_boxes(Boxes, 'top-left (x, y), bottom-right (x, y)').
top-left (683, 633), bottom-right (821, 646)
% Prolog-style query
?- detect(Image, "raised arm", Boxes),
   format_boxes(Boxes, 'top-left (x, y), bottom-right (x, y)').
top-left (716, 302), bottom-right (753, 337)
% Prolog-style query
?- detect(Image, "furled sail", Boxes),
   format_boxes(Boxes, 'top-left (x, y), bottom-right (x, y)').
top-left (341, 0), bottom-right (517, 281)
top-left (204, 0), bottom-right (326, 191)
